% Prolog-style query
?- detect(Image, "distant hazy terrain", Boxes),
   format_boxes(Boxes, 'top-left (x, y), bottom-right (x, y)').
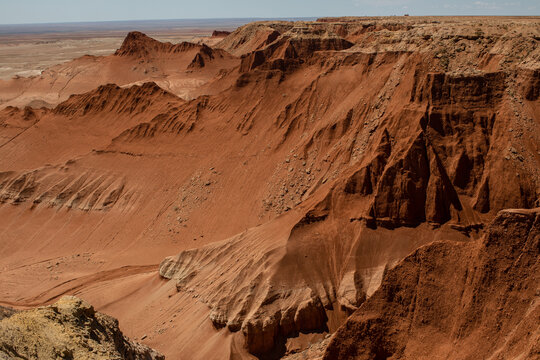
top-left (0, 18), bottom-right (313, 79)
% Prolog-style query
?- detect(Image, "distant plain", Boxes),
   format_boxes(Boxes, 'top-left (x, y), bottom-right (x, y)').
top-left (0, 18), bottom-right (303, 79)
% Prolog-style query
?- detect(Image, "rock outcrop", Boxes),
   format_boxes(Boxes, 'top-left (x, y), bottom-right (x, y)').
top-left (239, 31), bottom-right (354, 72)
top-left (323, 208), bottom-right (540, 360)
top-left (187, 45), bottom-right (231, 69)
top-left (0, 296), bottom-right (164, 360)
top-left (0, 306), bottom-right (16, 321)
top-left (115, 31), bottom-right (202, 58)
top-left (211, 30), bottom-right (231, 38)
top-left (216, 22), bottom-right (294, 56)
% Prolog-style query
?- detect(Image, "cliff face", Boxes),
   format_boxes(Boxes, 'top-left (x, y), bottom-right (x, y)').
top-left (323, 208), bottom-right (540, 360)
top-left (0, 17), bottom-right (538, 360)
top-left (157, 17), bottom-right (539, 357)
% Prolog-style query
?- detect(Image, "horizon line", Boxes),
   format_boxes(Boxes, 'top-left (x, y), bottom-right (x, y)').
top-left (0, 17), bottom-right (316, 27)
top-left (1, 14), bottom-right (539, 27)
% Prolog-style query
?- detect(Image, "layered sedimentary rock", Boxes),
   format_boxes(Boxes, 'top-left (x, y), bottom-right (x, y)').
top-left (0, 16), bottom-right (538, 360)
top-left (158, 17), bottom-right (539, 357)
top-left (323, 208), bottom-right (540, 360)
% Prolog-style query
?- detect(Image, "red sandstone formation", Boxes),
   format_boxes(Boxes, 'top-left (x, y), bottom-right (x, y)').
top-left (324, 208), bottom-right (540, 360)
top-left (0, 17), bottom-right (538, 360)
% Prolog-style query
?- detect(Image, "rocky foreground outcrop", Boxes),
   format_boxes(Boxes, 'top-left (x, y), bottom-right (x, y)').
top-left (0, 296), bottom-right (163, 360)
top-left (323, 208), bottom-right (540, 360)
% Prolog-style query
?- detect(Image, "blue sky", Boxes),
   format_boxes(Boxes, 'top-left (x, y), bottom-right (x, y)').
top-left (0, 0), bottom-right (538, 24)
